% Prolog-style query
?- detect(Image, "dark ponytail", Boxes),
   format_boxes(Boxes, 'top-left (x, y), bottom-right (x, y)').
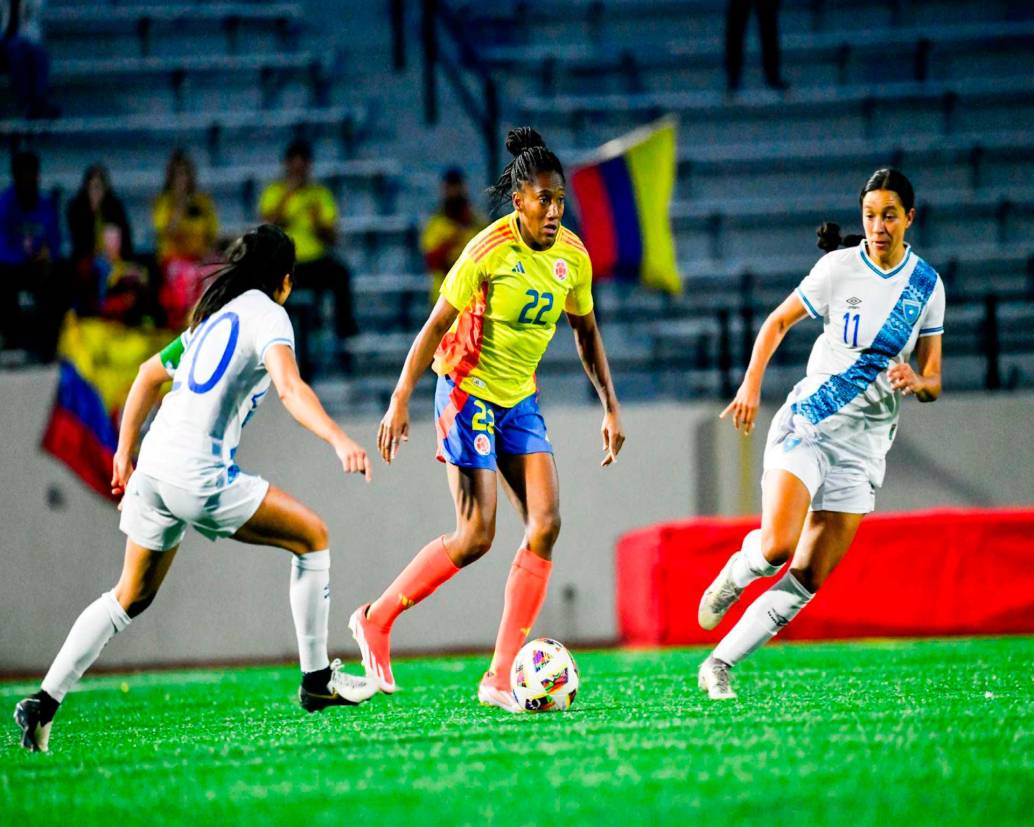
top-left (815, 222), bottom-right (864, 252)
top-left (486, 126), bottom-right (565, 213)
top-left (190, 224), bottom-right (295, 330)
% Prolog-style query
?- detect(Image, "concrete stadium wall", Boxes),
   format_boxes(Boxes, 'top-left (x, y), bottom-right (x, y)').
top-left (1, 368), bottom-right (1031, 673)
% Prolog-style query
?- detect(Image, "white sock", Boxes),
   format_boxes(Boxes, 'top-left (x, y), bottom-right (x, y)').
top-left (290, 549), bottom-right (331, 674)
top-left (41, 591), bottom-right (131, 702)
top-left (712, 571), bottom-right (813, 666)
top-left (729, 529), bottom-right (780, 589)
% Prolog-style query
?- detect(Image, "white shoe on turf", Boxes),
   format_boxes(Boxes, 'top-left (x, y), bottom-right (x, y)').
top-left (697, 656), bottom-right (737, 700)
top-left (698, 552), bottom-right (745, 630)
top-left (477, 675), bottom-right (523, 713)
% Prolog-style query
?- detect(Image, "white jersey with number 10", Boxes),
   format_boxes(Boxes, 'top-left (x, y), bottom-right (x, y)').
top-left (137, 289), bottom-right (295, 491)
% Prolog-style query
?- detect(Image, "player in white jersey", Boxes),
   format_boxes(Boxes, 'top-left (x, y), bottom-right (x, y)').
top-left (696, 169), bottom-right (945, 700)
top-left (15, 226), bottom-right (375, 752)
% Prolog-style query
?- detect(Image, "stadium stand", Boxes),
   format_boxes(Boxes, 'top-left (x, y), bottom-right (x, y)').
top-left (2, 0), bottom-right (1032, 408)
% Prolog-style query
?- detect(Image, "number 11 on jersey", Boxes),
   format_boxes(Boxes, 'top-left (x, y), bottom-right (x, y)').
top-left (842, 312), bottom-right (860, 347)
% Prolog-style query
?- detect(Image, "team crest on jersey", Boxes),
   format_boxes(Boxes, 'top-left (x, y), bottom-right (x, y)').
top-left (553, 258), bottom-right (568, 282)
top-left (473, 433), bottom-right (491, 456)
top-left (902, 299), bottom-right (921, 324)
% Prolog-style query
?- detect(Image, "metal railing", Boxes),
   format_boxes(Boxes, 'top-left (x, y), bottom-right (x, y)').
top-left (420, 0), bottom-right (500, 184)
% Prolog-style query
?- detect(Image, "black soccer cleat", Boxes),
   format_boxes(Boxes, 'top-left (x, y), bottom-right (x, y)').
top-left (298, 659), bottom-right (376, 713)
top-left (14, 697), bottom-right (53, 752)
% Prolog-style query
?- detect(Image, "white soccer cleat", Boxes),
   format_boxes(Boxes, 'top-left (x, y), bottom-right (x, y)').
top-left (698, 552), bottom-right (746, 630)
top-left (348, 604), bottom-right (397, 694)
top-left (697, 656), bottom-right (737, 700)
top-left (477, 679), bottom-right (523, 714)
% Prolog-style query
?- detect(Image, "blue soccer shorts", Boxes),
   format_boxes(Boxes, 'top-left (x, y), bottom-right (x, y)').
top-left (434, 375), bottom-right (552, 470)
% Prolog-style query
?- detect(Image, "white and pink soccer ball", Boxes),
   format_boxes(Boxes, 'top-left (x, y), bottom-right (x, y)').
top-left (510, 637), bottom-right (580, 712)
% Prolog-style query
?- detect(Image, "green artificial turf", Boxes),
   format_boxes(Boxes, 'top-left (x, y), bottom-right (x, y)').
top-left (1, 637), bottom-right (1031, 826)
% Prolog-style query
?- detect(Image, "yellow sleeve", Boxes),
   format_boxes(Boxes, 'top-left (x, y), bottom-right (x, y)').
top-left (421, 214), bottom-right (451, 254)
top-left (566, 250), bottom-right (594, 315)
top-left (258, 182), bottom-right (282, 220)
top-left (317, 186), bottom-right (337, 225)
top-left (153, 194), bottom-right (170, 233)
top-left (200, 193), bottom-right (219, 243)
top-left (440, 248), bottom-right (485, 311)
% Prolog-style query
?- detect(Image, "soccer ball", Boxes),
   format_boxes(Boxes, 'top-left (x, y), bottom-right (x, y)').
top-left (510, 637), bottom-right (579, 712)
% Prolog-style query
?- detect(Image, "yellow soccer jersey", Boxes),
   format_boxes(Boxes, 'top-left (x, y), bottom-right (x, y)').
top-left (433, 212), bottom-right (594, 408)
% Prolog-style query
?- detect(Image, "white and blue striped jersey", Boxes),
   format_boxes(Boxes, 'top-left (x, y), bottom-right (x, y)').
top-left (137, 289), bottom-right (295, 490)
top-left (788, 242), bottom-right (945, 448)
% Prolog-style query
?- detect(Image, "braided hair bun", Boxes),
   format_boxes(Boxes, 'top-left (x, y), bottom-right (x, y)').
top-left (505, 127), bottom-right (546, 157)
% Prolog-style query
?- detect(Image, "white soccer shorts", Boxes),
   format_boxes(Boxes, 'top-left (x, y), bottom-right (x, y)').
top-left (119, 470), bottom-right (270, 551)
top-left (762, 402), bottom-right (884, 514)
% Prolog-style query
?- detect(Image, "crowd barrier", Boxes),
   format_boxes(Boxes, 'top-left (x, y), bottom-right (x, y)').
top-left (615, 509), bottom-right (1034, 645)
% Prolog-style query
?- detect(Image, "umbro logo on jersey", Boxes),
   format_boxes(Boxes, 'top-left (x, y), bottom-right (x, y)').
top-left (512, 261), bottom-right (526, 274)
top-left (846, 296), bottom-right (862, 306)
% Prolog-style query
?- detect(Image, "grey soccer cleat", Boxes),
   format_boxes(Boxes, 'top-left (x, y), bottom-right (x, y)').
top-left (14, 697), bottom-right (53, 752)
top-left (697, 656), bottom-right (737, 700)
top-left (698, 552), bottom-right (746, 630)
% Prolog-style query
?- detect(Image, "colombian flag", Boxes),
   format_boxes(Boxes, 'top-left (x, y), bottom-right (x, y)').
top-left (41, 313), bottom-right (171, 500)
top-left (570, 117), bottom-right (680, 294)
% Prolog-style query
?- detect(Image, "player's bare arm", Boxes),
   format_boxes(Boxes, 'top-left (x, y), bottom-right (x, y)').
top-left (889, 333), bottom-right (941, 401)
top-left (265, 343), bottom-right (371, 481)
top-left (721, 292), bottom-right (810, 435)
top-left (378, 296), bottom-right (459, 464)
top-left (567, 309), bottom-right (625, 466)
top-left (112, 353), bottom-right (171, 497)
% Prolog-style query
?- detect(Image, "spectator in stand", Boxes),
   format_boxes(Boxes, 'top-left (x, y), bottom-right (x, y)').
top-left (66, 164), bottom-right (134, 314)
top-left (0, 150), bottom-right (63, 359)
top-left (725, 0), bottom-right (788, 94)
top-left (259, 139), bottom-right (357, 353)
top-left (1, 0), bottom-right (59, 119)
top-left (420, 167), bottom-right (485, 304)
top-left (153, 149), bottom-right (218, 329)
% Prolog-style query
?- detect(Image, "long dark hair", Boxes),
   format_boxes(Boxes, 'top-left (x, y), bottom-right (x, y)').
top-left (817, 167), bottom-right (916, 252)
top-left (486, 127), bottom-right (565, 213)
top-left (190, 224), bottom-right (295, 330)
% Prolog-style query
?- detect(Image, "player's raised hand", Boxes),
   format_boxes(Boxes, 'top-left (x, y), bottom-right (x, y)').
top-left (377, 398), bottom-right (410, 464)
top-left (887, 362), bottom-right (921, 396)
top-left (334, 435), bottom-right (372, 482)
top-left (720, 379), bottom-right (761, 435)
top-left (601, 410), bottom-right (625, 467)
top-left (111, 450), bottom-right (134, 503)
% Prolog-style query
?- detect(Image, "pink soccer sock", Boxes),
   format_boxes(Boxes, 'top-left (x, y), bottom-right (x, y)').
top-left (367, 536), bottom-right (460, 631)
top-left (486, 547), bottom-right (552, 688)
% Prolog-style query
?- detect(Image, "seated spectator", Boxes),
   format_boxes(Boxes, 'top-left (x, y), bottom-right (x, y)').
top-left (0, 150), bottom-right (64, 360)
top-left (66, 164), bottom-right (134, 314)
top-left (420, 167), bottom-right (485, 303)
top-left (153, 149), bottom-right (218, 329)
top-left (259, 139), bottom-right (357, 367)
top-left (1, 0), bottom-right (59, 119)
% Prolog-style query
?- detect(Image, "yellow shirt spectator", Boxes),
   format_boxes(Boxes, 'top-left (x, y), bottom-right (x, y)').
top-left (258, 181), bottom-right (337, 264)
top-left (152, 191), bottom-right (218, 262)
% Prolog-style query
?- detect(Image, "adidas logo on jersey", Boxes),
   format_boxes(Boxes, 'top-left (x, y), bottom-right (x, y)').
top-left (512, 261), bottom-right (526, 274)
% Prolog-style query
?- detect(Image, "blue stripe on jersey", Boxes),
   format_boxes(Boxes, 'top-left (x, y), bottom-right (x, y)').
top-left (919, 326), bottom-right (943, 335)
top-left (796, 287), bottom-right (819, 319)
top-left (793, 257), bottom-right (938, 425)
top-left (859, 244), bottom-right (913, 280)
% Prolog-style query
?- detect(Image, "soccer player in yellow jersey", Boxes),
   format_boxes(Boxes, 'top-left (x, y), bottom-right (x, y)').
top-left (349, 128), bottom-right (625, 711)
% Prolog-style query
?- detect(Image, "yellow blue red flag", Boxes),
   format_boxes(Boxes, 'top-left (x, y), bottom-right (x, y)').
top-left (570, 117), bottom-right (680, 294)
top-left (41, 313), bottom-right (171, 500)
